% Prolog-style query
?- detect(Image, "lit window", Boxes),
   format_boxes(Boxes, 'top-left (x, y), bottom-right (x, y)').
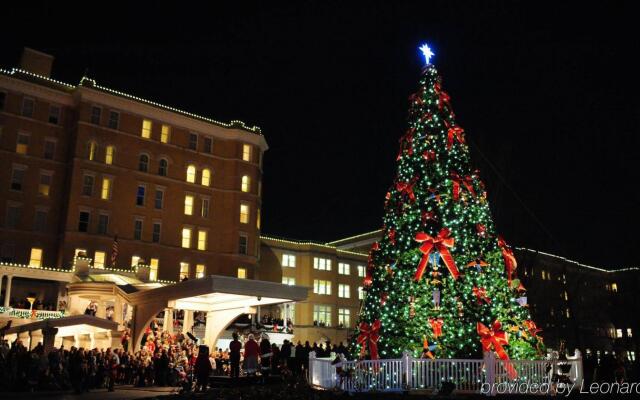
top-left (338, 263), bottom-right (350, 275)
top-left (105, 146), bottom-right (114, 164)
top-left (108, 111), bottom-right (119, 129)
top-left (196, 264), bottom-right (205, 278)
top-left (313, 257), bottom-right (332, 271)
top-left (184, 195), bottom-right (194, 215)
top-left (90, 106), bottom-right (101, 124)
top-left (338, 284), bottom-right (351, 298)
top-left (180, 262), bottom-right (189, 280)
top-left (29, 247), bottom-right (43, 268)
top-left (282, 277), bottom-right (296, 285)
top-left (186, 165), bottom-right (196, 183)
top-left (39, 173), bottom-right (52, 196)
top-left (149, 258), bottom-right (159, 281)
top-left (201, 198), bottom-right (210, 218)
top-left (313, 279), bottom-right (332, 295)
top-left (282, 254), bottom-right (296, 267)
top-left (313, 305), bottom-right (331, 326)
top-left (616, 329), bottom-right (623, 338)
top-left (101, 177), bottom-right (112, 200)
top-left (78, 211), bottom-right (90, 232)
top-left (94, 251), bottom-right (106, 269)
top-left (256, 208), bottom-right (261, 229)
top-left (16, 133), bottom-right (29, 154)
top-left (88, 141), bottom-right (96, 161)
top-left (564, 291), bottom-right (568, 301)
top-left (139, 154), bottom-right (149, 172)
top-left (48, 105), bottom-right (60, 124)
top-left (201, 169), bottom-right (211, 186)
top-left (197, 230), bottom-right (207, 251)
top-left (22, 98), bottom-right (34, 117)
top-left (188, 133), bottom-right (198, 150)
top-left (158, 159), bottom-right (168, 176)
top-left (142, 119), bottom-right (152, 138)
top-left (338, 308), bottom-right (351, 328)
top-left (541, 270), bottom-right (546, 280)
top-left (242, 144), bottom-right (252, 162)
top-left (565, 308), bottom-right (570, 318)
top-left (241, 175), bottom-right (250, 192)
top-left (237, 267), bottom-right (247, 279)
top-left (181, 228), bottom-right (192, 248)
top-left (161, 124), bottom-right (170, 143)
top-left (612, 283), bottom-right (618, 292)
top-left (357, 265), bottom-right (366, 278)
top-left (136, 185), bottom-right (145, 206)
top-left (240, 203), bottom-right (249, 224)
top-left (627, 328), bottom-right (633, 338)
top-left (358, 286), bottom-right (365, 300)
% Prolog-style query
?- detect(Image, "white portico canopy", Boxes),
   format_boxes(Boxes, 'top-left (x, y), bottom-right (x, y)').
top-left (127, 275), bottom-right (308, 348)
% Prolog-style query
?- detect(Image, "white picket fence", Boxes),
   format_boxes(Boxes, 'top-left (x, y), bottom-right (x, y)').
top-left (308, 350), bottom-right (583, 396)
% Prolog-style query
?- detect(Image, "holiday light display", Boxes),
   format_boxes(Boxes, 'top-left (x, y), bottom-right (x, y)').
top-left (353, 45), bottom-right (544, 362)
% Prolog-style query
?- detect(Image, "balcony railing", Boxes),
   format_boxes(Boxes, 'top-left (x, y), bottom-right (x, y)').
top-left (0, 307), bottom-right (65, 320)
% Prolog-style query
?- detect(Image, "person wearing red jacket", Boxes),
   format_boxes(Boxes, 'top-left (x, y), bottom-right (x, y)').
top-left (243, 334), bottom-right (260, 376)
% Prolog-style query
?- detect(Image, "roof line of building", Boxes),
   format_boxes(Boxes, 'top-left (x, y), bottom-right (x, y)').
top-left (515, 247), bottom-right (640, 273)
top-left (0, 68), bottom-right (262, 135)
top-left (325, 229), bottom-right (382, 246)
top-left (260, 235), bottom-right (367, 257)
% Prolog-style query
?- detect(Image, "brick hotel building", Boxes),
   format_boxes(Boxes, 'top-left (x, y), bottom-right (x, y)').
top-left (0, 48), bottom-right (266, 282)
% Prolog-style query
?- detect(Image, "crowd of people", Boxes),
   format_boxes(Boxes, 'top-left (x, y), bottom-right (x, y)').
top-left (0, 322), bottom-right (348, 393)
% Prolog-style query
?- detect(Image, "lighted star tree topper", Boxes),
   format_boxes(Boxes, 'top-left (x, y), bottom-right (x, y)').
top-left (352, 44), bottom-right (544, 366)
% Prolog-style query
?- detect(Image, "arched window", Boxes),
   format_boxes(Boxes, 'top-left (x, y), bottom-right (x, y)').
top-left (241, 175), bottom-right (250, 192)
top-left (105, 145), bottom-right (115, 165)
top-left (158, 159), bottom-right (168, 176)
top-left (88, 141), bottom-right (97, 161)
top-left (139, 154), bottom-right (149, 172)
top-left (186, 165), bottom-right (196, 183)
top-left (201, 168), bottom-right (211, 186)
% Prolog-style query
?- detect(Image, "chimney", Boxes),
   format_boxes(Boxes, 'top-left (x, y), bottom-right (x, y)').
top-left (19, 47), bottom-right (54, 78)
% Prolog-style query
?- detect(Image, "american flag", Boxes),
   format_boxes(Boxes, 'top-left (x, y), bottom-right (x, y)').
top-left (111, 235), bottom-right (119, 267)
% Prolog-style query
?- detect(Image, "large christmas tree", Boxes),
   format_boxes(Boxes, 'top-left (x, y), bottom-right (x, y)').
top-left (353, 45), bottom-right (544, 364)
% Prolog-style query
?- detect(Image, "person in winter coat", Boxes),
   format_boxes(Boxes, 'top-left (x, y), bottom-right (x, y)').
top-left (243, 334), bottom-right (260, 376)
top-left (194, 345), bottom-right (212, 392)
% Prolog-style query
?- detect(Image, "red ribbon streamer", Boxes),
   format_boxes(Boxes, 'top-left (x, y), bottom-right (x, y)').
top-left (497, 236), bottom-right (518, 284)
top-left (357, 320), bottom-right (381, 360)
top-left (450, 173), bottom-right (476, 201)
top-left (414, 228), bottom-right (459, 281)
top-left (477, 321), bottom-right (517, 379)
top-left (396, 179), bottom-right (417, 203)
top-left (473, 286), bottom-right (491, 304)
top-left (429, 318), bottom-right (443, 338)
top-left (524, 320), bottom-right (542, 338)
top-left (447, 126), bottom-right (466, 150)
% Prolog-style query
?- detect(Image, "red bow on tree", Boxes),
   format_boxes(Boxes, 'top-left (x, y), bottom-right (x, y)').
top-left (477, 320), bottom-right (517, 379)
top-left (420, 112), bottom-right (433, 123)
top-left (429, 317), bottom-right (444, 338)
top-left (447, 126), bottom-right (466, 150)
top-left (434, 82), bottom-right (452, 112)
top-left (476, 224), bottom-right (487, 237)
top-left (423, 150), bottom-right (436, 162)
top-left (473, 286), bottom-right (491, 304)
top-left (524, 320), bottom-right (542, 338)
top-left (414, 229), bottom-right (459, 281)
top-left (396, 179), bottom-right (417, 203)
top-left (450, 173), bottom-right (476, 201)
top-left (421, 210), bottom-right (437, 225)
top-left (357, 320), bottom-right (381, 359)
top-left (497, 236), bottom-right (518, 285)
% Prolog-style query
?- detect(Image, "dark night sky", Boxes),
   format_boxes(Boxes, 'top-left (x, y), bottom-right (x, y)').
top-left (3, 2), bottom-right (639, 268)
